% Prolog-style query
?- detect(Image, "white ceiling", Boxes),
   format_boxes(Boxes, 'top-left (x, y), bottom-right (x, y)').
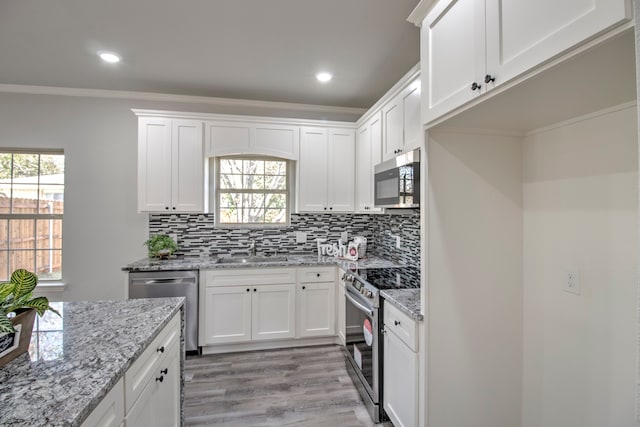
top-left (0, 0), bottom-right (421, 110)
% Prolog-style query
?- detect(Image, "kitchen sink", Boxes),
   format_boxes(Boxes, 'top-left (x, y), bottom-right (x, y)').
top-left (216, 255), bottom-right (288, 264)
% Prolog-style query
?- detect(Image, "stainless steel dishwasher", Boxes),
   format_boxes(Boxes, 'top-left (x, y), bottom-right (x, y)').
top-left (128, 270), bottom-right (199, 352)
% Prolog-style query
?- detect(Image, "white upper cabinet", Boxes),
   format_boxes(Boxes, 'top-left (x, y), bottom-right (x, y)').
top-left (204, 121), bottom-right (299, 160)
top-left (298, 127), bottom-right (355, 213)
top-left (356, 112), bottom-right (383, 212)
top-left (382, 77), bottom-right (422, 161)
top-left (421, 0), bottom-right (630, 125)
top-left (138, 117), bottom-right (204, 212)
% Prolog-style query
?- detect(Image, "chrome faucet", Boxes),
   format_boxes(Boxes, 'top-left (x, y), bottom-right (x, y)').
top-left (248, 239), bottom-right (257, 257)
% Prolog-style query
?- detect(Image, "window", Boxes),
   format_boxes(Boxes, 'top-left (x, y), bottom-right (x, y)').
top-left (0, 150), bottom-right (64, 281)
top-left (216, 156), bottom-right (289, 225)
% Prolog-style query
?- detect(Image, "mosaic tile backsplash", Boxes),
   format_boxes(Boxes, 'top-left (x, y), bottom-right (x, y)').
top-left (148, 212), bottom-right (421, 267)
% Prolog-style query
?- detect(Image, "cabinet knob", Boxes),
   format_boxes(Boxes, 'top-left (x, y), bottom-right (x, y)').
top-left (172, 207), bottom-right (176, 210)
top-left (329, 207), bottom-right (333, 210)
top-left (157, 346), bottom-right (165, 353)
top-left (253, 288), bottom-right (257, 292)
top-left (484, 74), bottom-right (496, 84)
top-left (324, 207), bottom-right (327, 210)
top-left (394, 320), bottom-right (400, 326)
top-left (156, 375), bottom-right (164, 383)
top-left (302, 286), bottom-right (306, 290)
top-left (246, 288), bottom-right (250, 292)
top-left (316, 273), bottom-right (321, 277)
top-left (160, 368), bottom-right (168, 375)
top-left (165, 207), bottom-right (169, 210)
top-left (471, 82), bottom-right (482, 91)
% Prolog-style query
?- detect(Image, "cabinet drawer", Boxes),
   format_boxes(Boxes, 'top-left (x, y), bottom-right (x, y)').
top-left (203, 268), bottom-right (296, 286)
top-left (297, 267), bottom-right (336, 283)
top-left (384, 302), bottom-right (418, 352)
top-left (125, 312), bottom-right (180, 412)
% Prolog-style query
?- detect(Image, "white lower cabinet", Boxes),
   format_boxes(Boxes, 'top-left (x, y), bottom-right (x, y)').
top-left (383, 303), bottom-right (419, 427)
top-left (252, 284), bottom-right (296, 341)
top-left (297, 282), bottom-right (336, 338)
top-left (337, 277), bottom-right (346, 345)
top-left (201, 267), bottom-right (338, 349)
top-left (81, 378), bottom-right (124, 427)
top-left (82, 313), bottom-right (181, 427)
top-left (203, 286), bottom-right (252, 344)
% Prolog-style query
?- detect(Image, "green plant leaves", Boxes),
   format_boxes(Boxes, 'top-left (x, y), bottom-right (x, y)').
top-left (22, 297), bottom-right (59, 317)
top-left (1, 269), bottom-right (59, 323)
top-left (0, 310), bottom-right (15, 334)
top-left (10, 269), bottom-right (38, 299)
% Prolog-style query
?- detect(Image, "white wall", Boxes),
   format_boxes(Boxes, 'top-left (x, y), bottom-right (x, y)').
top-left (426, 130), bottom-right (524, 427)
top-left (0, 92), bottom-right (360, 301)
top-left (522, 105), bottom-right (638, 427)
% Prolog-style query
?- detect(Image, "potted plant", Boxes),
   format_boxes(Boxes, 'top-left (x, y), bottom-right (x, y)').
top-left (144, 234), bottom-right (178, 259)
top-left (0, 269), bottom-right (60, 366)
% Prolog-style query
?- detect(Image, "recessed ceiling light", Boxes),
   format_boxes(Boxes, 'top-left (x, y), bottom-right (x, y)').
top-left (98, 51), bottom-right (121, 63)
top-left (315, 72), bottom-right (333, 83)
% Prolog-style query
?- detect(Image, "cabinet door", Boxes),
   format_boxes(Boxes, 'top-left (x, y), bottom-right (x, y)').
top-left (253, 124), bottom-right (300, 160)
top-left (138, 117), bottom-right (172, 212)
top-left (485, 0), bottom-right (630, 87)
top-left (382, 97), bottom-right (403, 161)
top-left (81, 379), bottom-right (124, 427)
top-left (297, 282), bottom-right (336, 338)
top-left (204, 121), bottom-right (251, 157)
top-left (356, 113), bottom-right (382, 213)
top-left (402, 79), bottom-right (423, 152)
top-left (152, 343), bottom-right (180, 427)
top-left (337, 279), bottom-right (346, 345)
top-left (202, 286), bottom-right (252, 344)
top-left (171, 120), bottom-right (203, 212)
top-left (298, 127), bottom-right (328, 212)
top-left (252, 284), bottom-right (296, 340)
top-left (327, 128), bottom-right (355, 212)
top-left (383, 329), bottom-right (419, 427)
top-left (421, 0), bottom-right (486, 125)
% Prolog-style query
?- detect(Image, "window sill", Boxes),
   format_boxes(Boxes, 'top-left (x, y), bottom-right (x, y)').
top-left (34, 282), bottom-right (66, 296)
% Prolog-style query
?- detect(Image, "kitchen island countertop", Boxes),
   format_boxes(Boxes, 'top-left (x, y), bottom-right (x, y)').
top-left (0, 297), bottom-right (184, 426)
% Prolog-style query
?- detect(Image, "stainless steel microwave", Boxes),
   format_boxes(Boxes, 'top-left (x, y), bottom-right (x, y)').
top-left (374, 148), bottom-right (420, 208)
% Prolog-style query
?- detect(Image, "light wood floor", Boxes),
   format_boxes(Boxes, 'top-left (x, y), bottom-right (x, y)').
top-left (184, 345), bottom-right (383, 426)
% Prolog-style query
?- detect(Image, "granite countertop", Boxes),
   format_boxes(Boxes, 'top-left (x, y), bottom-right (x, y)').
top-left (123, 253), bottom-right (404, 272)
top-left (381, 288), bottom-right (423, 321)
top-left (0, 297), bottom-right (184, 427)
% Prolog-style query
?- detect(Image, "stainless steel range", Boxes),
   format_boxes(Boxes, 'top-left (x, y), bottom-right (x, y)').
top-left (342, 266), bottom-right (420, 423)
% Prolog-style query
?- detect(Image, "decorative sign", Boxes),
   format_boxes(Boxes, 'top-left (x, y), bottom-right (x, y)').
top-left (354, 344), bottom-right (362, 370)
top-left (363, 319), bottom-right (373, 346)
top-left (0, 324), bottom-right (21, 359)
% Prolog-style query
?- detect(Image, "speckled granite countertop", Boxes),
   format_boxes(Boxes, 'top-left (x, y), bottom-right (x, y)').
top-left (0, 297), bottom-right (184, 427)
top-left (123, 254), bottom-right (404, 272)
top-left (381, 288), bottom-right (423, 321)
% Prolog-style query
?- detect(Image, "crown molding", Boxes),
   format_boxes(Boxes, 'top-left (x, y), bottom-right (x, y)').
top-left (407, 0), bottom-right (437, 27)
top-left (131, 109), bottom-right (358, 128)
top-left (0, 84), bottom-right (367, 116)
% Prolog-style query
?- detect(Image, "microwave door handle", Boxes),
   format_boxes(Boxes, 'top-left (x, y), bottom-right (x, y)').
top-left (345, 290), bottom-right (375, 317)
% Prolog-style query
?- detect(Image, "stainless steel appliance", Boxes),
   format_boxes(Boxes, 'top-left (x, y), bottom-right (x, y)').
top-left (374, 148), bottom-right (420, 208)
top-left (342, 266), bottom-right (420, 423)
top-left (129, 270), bottom-right (199, 352)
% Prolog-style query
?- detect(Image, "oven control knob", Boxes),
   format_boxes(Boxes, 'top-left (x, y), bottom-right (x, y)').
top-left (365, 290), bottom-right (373, 298)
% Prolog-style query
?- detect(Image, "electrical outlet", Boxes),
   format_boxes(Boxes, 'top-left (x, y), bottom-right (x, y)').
top-left (395, 236), bottom-right (401, 249)
top-left (563, 269), bottom-right (580, 295)
top-left (296, 231), bottom-right (307, 243)
top-left (341, 231), bottom-right (348, 242)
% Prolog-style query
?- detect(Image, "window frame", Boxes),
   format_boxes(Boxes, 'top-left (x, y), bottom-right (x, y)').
top-left (0, 148), bottom-right (65, 283)
top-left (213, 155), bottom-right (292, 227)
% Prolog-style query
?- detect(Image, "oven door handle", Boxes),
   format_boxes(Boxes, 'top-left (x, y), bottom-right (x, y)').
top-left (345, 290), bottom-right (374, 317)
